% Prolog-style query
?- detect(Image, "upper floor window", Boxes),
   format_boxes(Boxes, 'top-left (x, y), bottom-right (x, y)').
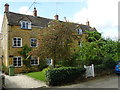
top-left (77, 28), bottom-right (82, 35)
top-left (20, 21), bottom-right (31, 29)
top-left (13, 37), bottom-right (22, 47)
top-left (13, 56), bottom-right (22, 67)
top-left (30, 38), bottom-right (37, 47)
top-left (78, 41), bottom-right (82, 47)
top-left (30, 56), bottom-right (39, 65)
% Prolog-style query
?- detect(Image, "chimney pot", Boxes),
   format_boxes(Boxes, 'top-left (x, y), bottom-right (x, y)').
top-left (86, 21), bottom-right (90, 26)
top-left (54, 14), bottom-right (59, 20)
top-left (4, 3), bottom-right (9, 12)
top-left (33, 7), bottom-right (37, 16)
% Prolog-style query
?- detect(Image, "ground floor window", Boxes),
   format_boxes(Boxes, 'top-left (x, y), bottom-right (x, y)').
top-left (46, 58), bottom-right (53, 65)
top-left (13, 56), bottom-right (22, 67)
top-left (30, 56), bottom-right (39, 65)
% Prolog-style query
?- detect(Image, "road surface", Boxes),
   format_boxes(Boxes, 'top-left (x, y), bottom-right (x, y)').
top-left (56, 74), bottom-right (120, 88)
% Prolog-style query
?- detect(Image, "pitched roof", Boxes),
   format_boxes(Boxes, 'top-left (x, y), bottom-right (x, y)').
top-left (6, 12), bottom-right (96, 31)
top-left (6, 12), bottom-right (52, 28)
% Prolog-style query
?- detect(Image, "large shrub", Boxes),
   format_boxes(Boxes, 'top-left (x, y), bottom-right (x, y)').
top-left (2, 64), bottom-right (9, 75)
top-left (38, 59), bottom-right (48, 71)
top-left (94, 62), bottom-right (116, 76)
top-left (103, 58), bottom-right (117, 70)
top-left (45, 67), bottom-right (85, 86)
top-left (94, 64), bottom-right (106, 75)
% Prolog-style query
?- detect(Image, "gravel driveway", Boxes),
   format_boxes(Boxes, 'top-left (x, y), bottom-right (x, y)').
top-left (4, 74), bottom-right (48, 88)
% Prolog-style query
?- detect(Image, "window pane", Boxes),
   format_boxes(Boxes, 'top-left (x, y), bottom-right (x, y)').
top-left (31, 39), bottom-right (37, 47)
top-left (26, 23), bottom-right (28, 29)
top-left (13, 38), bottom-right (16, 40)
top-left (22, 22), bottom-right (25, 28)
top-left (13, 63), bottom-right (17, 66)
top-left (18, 40), bottom-right (20, 44)
top-left (13, 57), bottom-right (22, 67)
top-left (18, 61), bottom-right (21, 66)
top-left (14, 43), bottom-right (17, 46)
top-left (13, 60), bottom-right (17, 63)
top-left (13, 38), bottom-right (21, 47)
top-left (18, 38), bottom-right (21, 41)
top-left (35, 60), bottom-right (38, 64)
top-left (31, 60), bottom-right (34, 64)
top-left (18, 43), bottom-right (20, 46)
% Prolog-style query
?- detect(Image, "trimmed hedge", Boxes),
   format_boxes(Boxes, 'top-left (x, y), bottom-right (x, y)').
top-left (94, 64), bottom-right (106, 75)
top-left (45, 67), bottom-right (85, 86)
top-left (94, 64), bottom-right (115, 76)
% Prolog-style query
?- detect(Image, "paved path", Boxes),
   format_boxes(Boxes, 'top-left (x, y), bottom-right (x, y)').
top-left (56, 75), bottom-right (119, 88)
top-left (4, 74), bottom-right (48, 88)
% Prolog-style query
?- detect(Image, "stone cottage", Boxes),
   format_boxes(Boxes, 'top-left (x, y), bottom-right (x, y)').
top-left (1, 3), bottom-right (96, 73)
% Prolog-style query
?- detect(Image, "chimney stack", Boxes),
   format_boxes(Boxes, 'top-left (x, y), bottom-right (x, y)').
top-left (54, 14), bottom-right (59, 20)
top-left (86, 21), bottom-right (90, 26)
top-left (33, 7), bottom-right (37, 16)
top-left (4, 3), bottom-right (9, 12)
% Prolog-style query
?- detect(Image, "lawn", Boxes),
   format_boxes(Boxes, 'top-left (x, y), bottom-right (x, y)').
top-left (26, 68), bottom-right (49, 81)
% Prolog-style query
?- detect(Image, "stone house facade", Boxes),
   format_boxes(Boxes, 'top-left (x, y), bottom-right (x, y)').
top-left (1, 3), bottom-right (96, 73)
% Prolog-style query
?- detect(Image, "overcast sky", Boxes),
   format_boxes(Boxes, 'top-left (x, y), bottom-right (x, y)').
top-left (0, 0), bottom-right (119, 40)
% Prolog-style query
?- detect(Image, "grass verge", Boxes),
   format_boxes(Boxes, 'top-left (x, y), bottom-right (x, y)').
top-left (26, 68), bottom-right (49, 81)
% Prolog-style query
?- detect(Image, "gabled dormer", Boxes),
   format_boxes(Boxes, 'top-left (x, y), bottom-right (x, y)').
top-left (20, 21), bottom-right (31, 29)
top-left (76, 28), bottom-right (83, 35)
top-left (19, 16), bottom-right (32, 30)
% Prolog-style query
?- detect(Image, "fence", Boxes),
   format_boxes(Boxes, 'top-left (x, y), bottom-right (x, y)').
top-left (84, 64), bottom-right (95, 78)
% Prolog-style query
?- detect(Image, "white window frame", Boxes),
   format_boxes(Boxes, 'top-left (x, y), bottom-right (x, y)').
top-left (12, 37), bottom-right (22, 47)
top-left (30, 56), bottom-right (39, 66)
top-left (20, 21), bottom-right (31, 29)
top-left (46, 58), bottom-right (53, 65)
top-left (13, 56), bottom-right (22, 67)
top-left (30, 38), bottom-right (37, 47)
top-left (78, 41), bottom-right (82, 47)
top-left (77, 28), bottom-right (83, 35)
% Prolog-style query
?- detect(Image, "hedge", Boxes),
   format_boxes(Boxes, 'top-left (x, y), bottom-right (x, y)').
top-left (94, 64), bottom-right (115, 76)
top-left (45, 67), bottom-right (85, 86)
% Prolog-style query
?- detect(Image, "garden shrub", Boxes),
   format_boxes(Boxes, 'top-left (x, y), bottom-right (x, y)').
top-left (94, 64), bottom-right (106, 75)
top-left (2, 64), bottom-right (9, 75)
top-left (103, 59), bottom-right (116, 70)
top-left (45, 67), bottom-right (85, 86)
top-left (95, 62), bottom-right (116, 76)
top-left (38, 59), bottom-right (48, 71)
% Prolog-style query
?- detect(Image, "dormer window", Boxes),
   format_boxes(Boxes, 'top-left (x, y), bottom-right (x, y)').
top-left (77, 28), bottom-right (82, 35)
top-left (20, 21), bottom-right (31, 29)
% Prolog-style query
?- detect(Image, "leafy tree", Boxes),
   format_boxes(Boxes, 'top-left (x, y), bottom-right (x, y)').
top-left (87, 31), bottom-right (102, 42)
top-left (73, 38), bottom-right (118, 67)
top-left (34, 21), bottom-right (77, 68)
top-left (19, 45), bottom-right (32, 68)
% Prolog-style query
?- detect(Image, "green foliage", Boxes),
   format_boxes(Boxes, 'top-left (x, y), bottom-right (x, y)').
top-left (26, 67), bottom-right (50, 81)
top-left (103, 57), bottom-right (117, 69)
top-left (19, 45), bottom-right (32, 68)
top-left (86, 31), bottom-right (102, 42)
top-left (2, 64), bottom-right (9, 75)
top-left (19, 45), bottom-right (32, 58)
top-left (94, 64), bottom-right (106, 75)
top-left (46, 67), bottom-right (85, 86)
top-left (94, 61), bottom-right (116, 76)
top-left (36, 21), bottom-right (77, 68)
top-left (38, 59), bottom-right (48, 71)
top-left (73, 38), bottom-right (118, 67)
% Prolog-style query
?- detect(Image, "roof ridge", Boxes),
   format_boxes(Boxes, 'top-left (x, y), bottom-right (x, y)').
top-left (8, 11), bottom-right (52, 20)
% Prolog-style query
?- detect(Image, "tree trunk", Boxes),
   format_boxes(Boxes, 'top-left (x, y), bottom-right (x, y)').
top-left (53, 59), bottom-right (56, 68)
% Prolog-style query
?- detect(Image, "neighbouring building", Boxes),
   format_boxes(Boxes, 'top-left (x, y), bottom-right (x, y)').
top-left (1, 3), bottom-right (96, 74)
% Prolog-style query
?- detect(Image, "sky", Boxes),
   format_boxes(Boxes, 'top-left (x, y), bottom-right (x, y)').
top-left (0, 0), bottom-right (119, 40)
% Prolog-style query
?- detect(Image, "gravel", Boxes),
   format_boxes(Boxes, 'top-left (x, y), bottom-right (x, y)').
top-left (4, 74), bottom-right (48, 88)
